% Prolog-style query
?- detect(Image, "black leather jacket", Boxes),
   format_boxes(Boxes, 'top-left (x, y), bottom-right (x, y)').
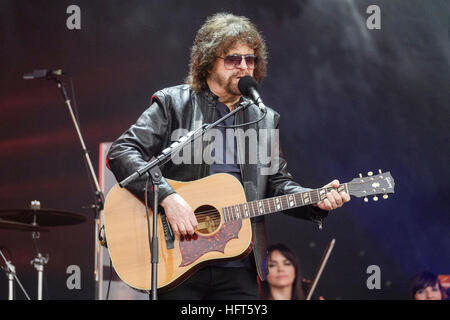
top-left (107, 84), bottom-right (327, 280)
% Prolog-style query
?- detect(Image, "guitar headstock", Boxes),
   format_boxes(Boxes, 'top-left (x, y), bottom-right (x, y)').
top-left (347, 170), bottom-right (395, 202)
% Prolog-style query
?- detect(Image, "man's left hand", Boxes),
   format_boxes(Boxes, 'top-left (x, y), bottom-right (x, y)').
top-left (315, 179), bottom-right (350, 211)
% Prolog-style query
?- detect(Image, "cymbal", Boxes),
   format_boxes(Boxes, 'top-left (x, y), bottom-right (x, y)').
top-left (0, 219), bottom-right (49, 232)
top-left (0, 209), bottom-right (86, 227)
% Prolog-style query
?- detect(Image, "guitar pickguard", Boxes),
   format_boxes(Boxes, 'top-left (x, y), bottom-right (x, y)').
top-left (179, 220), bottom-right (242, 267)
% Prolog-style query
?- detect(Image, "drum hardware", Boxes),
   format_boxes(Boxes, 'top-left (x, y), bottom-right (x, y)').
top-left (0, 200), bottom-right (86, 299)
top-left (0, 249), bottom-right (31, 300)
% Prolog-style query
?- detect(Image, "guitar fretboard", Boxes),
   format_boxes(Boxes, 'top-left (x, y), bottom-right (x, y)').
top-left (222, 184), bottom-right (348, 223)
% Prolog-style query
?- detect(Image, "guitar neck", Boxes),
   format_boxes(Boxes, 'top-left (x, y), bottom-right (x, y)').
top-left (222, 184), bottom-right (349, 223)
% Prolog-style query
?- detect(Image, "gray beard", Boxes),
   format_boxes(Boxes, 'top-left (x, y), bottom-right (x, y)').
top-left (209, 71), bottom-right (249, 97)
top-left (224, 77), bottom-right (241, 96)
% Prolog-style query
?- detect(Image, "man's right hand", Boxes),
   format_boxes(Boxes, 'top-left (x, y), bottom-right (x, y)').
top-left (160, 193), bottom-right (198, 237)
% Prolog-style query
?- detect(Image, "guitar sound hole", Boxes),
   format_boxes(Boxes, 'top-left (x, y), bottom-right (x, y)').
top-left (194, 205), bottom-right (221, 235)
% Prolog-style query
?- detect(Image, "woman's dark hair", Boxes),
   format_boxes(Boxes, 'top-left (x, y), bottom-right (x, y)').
top-left (259, 243), bottom-right (306, 300)
top-left (409, 271), bottom-right (445, 300)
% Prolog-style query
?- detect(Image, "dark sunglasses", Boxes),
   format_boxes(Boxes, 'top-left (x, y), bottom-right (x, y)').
top-left (217, 54), bottom-right (257, 70)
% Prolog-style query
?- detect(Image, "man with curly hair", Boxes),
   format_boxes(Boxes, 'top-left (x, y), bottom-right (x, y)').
top-left (107, 12), bottom-right (349, 299)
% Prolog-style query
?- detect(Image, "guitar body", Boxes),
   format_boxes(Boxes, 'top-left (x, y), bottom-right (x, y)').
top-left (103, 173), bottom-right (252, 292)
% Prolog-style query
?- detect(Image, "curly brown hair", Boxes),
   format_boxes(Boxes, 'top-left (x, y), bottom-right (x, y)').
top-left (186, 12), bottom-right (268, 93)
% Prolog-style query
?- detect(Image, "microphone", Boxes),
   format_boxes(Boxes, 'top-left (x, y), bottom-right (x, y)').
top-left (238, 75), bottom-right (266, 112)
top-left (23, 69), bottom-right (64, 80)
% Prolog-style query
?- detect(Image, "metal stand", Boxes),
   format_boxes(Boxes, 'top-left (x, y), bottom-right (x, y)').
top-left (7, 263), bottom-right (15, 300)
top-left (3, 255), bottom-right (15, 300)
top-left (146, 165), bottom-right (162, 300)
top-left (30, 253), bottom-right (48, 300)
top-left (29, 200), bottom-right (49, 300)
top-left (0, 249), bottom-right (31, 300)
top-left (49, 76), bottom-right (105, 299)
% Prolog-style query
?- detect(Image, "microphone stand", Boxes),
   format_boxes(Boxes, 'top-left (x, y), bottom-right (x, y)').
top-left (119, 99), bottom-right (252, 300)
top-left (0, 249), bottom-right (31, 300)
top-left (48, 75), bottom-right (105, 299)
top-left (145, 164), bottom-right (162, 301)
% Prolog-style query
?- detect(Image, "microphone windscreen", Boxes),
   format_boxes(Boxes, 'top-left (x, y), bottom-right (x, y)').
top-left (238, 76), bottom-right (258, 96)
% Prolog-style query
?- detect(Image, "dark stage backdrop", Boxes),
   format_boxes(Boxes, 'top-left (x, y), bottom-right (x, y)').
top-left (0, 0), bottom-right (448, 300)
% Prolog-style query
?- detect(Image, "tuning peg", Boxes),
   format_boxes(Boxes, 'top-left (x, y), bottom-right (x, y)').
top-left (383, 194), bottom-right (389, 199)
top-left (368, 171), bottom-right (373, 176)
top-left (373, 196), bottom-right (378, 201)
top-left (359, 173), bottom-right (363, 178)
top-left (378, 169), bottom-right (382, 174)
top-left (364, 197), bottom-right (369, 202)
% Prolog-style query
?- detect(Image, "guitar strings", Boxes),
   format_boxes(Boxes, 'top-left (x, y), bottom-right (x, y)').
top-left (178, 181), bottom-right (387, 224)
top-left (193, 180), bottom-right (383, 216)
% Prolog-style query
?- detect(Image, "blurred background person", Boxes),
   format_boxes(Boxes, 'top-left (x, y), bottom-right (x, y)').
top-left (259, 243), bottom-right (323, 300)
top-left (409, 271), bottom-right (446, 300)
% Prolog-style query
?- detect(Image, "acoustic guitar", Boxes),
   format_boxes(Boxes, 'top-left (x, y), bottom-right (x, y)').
top-left (103, 171), bottom-right (395, 292)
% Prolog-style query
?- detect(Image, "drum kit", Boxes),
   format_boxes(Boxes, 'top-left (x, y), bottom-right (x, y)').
top-left (0, 200), bottom-right (86, 300)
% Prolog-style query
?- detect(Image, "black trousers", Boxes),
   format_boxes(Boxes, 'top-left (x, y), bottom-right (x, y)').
top-left (157, 266), bottom-right (259, 300)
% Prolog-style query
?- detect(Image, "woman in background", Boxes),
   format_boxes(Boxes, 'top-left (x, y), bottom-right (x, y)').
top-left (259, 243), bottom-right (315, 300)
top-left (409, 271), bottom-right (446, 300)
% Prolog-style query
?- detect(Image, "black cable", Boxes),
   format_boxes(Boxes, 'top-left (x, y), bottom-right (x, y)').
top-left (70, 76), bottom-right (99, 214)
top-left (66, 75), bottom-right (106, 300)
top-left (69, 76), bottom-right (82, 125)
top-left (144, 173), bottom-right (152, 253)
top-left (106, 257), bottom-right (112, 300)
top-left (215, 103), bottom-right (267, 128)
top-left (144, 173), bottom-right (153, 298)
